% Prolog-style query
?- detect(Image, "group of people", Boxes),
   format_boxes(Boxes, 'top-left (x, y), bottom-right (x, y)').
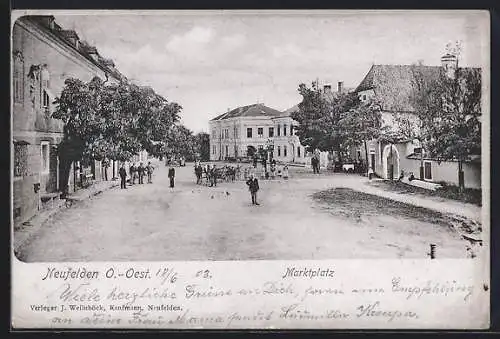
top-left (118, 161), bottom-right (155, 189)
top-left (245, 160), bottom-right (289, 181)
top-left (194, 162), bottom-right (242, 187)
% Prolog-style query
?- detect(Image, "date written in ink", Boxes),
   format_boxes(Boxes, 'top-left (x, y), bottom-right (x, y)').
top-left (155, 268), bottom-right (178, 285)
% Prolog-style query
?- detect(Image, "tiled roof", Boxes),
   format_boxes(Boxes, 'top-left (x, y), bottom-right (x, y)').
top-left (355, 64), bottom-right (480, 112)
top-left (355, 65), bottom-right (443, 112)
top-left (210, 104), bottom-right (283, 121)
top-left (23, 16), bottom-right (126, 82)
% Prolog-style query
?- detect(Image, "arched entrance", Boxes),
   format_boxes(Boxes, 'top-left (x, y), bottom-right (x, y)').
top-left (382, 144), bottom-right (400, 180)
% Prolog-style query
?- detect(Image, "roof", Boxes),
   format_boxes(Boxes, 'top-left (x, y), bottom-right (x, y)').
top-left (22, 16), bottom-right (126, 82)
top-left (354, 64), bottom-right (480, 112)
top-left (279, 104), bottom-right (299, 117)
top-left (210, 104), bottom-right (283, 121)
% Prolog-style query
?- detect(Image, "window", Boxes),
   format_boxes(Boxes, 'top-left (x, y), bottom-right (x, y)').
top-left (14, 142), bottom-right (28, 177)
top-left (234, 145), bottom-right (238, 157)
top-left (13, 52), bottom-right (24, 104)
top-left (212, 145), bottom-right (216, 154)
top-left (284, 146), bottom-right (287, 157)
top-left (277, 125), bottom-right (281, 136)
top-left (212, 130), bottom-right (216, 139)
top-left (225, 145), bottom-right (229, 156)
top-left (283, 124), bottom-right (287, 136)
top-left (297, 147), bottom-right (301, 158)
top-left (42, 90), bottom-right (50, 110)
top-left (277, 146), bottom-right (281, 157)
top-left (39, 66), bottom-right (50, 110)
top-left (424, 161), bottom-right (432, 180)
top-left (225, 129), bottom-right (229, 139)
top-left (362, 94), bottom-right (367, 101)
top-left (269, 127), bottom-right (274, 137)
top-left (258, 127), bottom-right (263, 137)
top-left (247, 128), bottom-right (253, 138)
top-left (290, 125), bottom-right (293, 135)
top-left (41, 141), bottom-right (50, 173)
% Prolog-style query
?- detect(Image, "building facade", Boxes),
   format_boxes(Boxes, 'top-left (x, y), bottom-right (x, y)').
top-left (12, 15), bottom-right (125, 226)
top-left (208, 103), bottom-right (309, 165)
top-left (353, 56), bottom-right (481, 188)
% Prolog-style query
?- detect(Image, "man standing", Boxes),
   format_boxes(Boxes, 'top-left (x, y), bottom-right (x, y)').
top-left (119, 164), bottom-right (127, 189)
top-left (211, 164), bottom-right (217, 187)
top-left (146, 161), bottom-right (154, 184)
top-left (246, 174), bottom-right (260, 205)
top-left (195, 164), bottom-right (202, 184)
top-left (138, 162), bottom-right (145, 184)
top-left (129, 163), bottom-right (136, 185)
top-left (102, 158), bottom-right (109, 181)
top-left (168, 166), bottom-right (176, 188)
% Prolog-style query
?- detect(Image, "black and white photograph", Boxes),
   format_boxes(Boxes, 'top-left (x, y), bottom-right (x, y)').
top-left (10, 9), bottom-right (490, 330)
top-left (11, 11), bottom-right (487, 262)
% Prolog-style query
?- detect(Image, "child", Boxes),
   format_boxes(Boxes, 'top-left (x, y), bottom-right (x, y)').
top-left (283, 165), bottom-right (289, 179)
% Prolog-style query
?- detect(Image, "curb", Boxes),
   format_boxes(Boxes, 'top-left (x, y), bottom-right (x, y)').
top-left (13, 181), bottom-right (119, 258)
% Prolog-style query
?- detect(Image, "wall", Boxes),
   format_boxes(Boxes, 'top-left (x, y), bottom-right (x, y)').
top-left (12, 18), bottom-right (112, 226)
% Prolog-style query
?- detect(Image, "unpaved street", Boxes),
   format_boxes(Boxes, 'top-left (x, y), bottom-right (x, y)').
top-left (18, 162), bottom-right (473, 262)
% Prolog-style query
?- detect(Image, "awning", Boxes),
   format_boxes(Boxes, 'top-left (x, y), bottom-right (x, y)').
top-left (13, 139), bottom-right (30, 145)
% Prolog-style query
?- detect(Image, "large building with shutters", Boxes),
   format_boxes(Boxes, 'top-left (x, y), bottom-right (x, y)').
top-left (208, 103), bottom-right (309, 164)
top-left (12, 15), bottom-right (126, 226)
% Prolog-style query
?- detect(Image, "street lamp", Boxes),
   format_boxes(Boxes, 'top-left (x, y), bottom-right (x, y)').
top-left (266, 138), bottom-right (274, 163)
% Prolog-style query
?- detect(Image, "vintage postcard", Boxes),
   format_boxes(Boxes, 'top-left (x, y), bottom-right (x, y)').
top-left (11, 10), bottom-right (490, 329)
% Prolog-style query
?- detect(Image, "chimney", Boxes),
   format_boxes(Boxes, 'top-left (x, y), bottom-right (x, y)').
top-left (337, 81), bottom-right (344, 93)
top-left (441, 53), bottom-right (458, 78)
top-left (323, 84), bottom-right (332, 93)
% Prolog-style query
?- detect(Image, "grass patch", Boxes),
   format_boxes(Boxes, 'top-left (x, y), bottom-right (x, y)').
top-left (312, 187), bottom-right (449, 226)
top-left (368, 180), bottom-right (482, 206)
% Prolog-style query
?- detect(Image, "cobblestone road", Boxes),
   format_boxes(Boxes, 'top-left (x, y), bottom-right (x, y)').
top-left (18, 161), bottom-right (476, 262)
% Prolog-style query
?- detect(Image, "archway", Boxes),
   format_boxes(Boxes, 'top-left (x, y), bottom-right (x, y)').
top-left (382, 144), bottom-right (400, 180)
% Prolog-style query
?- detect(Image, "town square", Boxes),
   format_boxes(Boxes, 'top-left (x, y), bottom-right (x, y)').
top-left (12, 12), bottom-right (484, 262)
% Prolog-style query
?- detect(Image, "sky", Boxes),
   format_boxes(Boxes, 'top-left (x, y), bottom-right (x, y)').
top-left (52, 10), bottom-right (488, 133)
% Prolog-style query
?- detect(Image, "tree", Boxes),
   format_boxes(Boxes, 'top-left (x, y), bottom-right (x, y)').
top-left (340, 98), bottom-right (385, 175)
top-left (195, 132), bottom-right (210, 161)
top-left (391, 64), bottom-right (443, 180)
top-left (291, 81), bottom-right (359, 163)
top-left (52, 76), bottom-right (182, 194)
top-left (411, 44), bottom-right (481, 190)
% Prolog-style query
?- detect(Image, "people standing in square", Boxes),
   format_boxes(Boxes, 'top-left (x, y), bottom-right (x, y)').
top-left (168, 166), bottom-right (175, 188)
top-left (146, 161), bottom-right (154, 184)
top-left (129, 163), bottom-right (137, 185)
top-left (246, 174), bottom-right (260, 205)
top-left (119, 164), bottom-right (127, 189)
top-left (138, 162), bottom-right (145, 184)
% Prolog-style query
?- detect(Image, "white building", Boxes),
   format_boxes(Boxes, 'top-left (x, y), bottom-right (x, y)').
top-left (208, 103), bottom-right (310, 165)
top-left (353, 55), bottom-right (481, 188)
